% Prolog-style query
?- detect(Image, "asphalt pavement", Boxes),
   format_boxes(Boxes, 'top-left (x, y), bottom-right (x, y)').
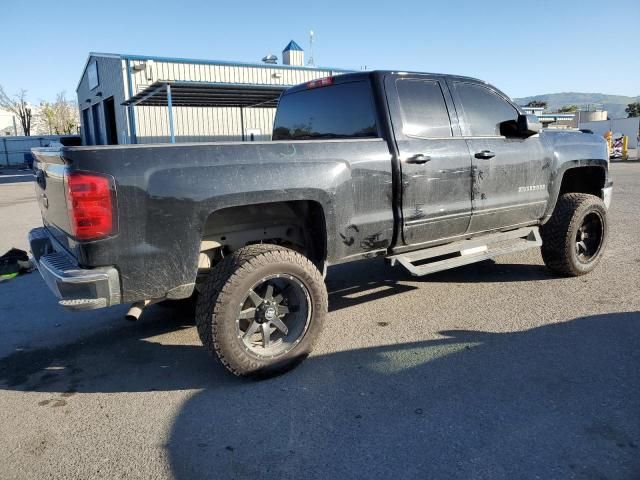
top-left (0, 164), bottom-right (638, 479)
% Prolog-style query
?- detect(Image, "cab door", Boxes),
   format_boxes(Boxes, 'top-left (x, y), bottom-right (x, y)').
top-left (449, 81), bottom-right (551, 233)
top-left (384, 74), bottom-right (472, 246)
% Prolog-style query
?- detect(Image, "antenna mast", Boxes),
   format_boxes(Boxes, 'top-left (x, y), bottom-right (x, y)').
top-left (307, 30), bottom-right (315, 67)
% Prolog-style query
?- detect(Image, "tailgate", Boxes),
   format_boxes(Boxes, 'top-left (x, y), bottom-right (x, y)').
top-left (31, 147), bottom-right (75, 251)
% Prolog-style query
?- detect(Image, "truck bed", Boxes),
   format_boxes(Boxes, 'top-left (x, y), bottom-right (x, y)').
top-left (32, 138), bottom-right (394, 303)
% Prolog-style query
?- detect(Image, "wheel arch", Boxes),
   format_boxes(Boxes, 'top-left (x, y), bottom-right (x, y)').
top-left (542, 160), bottom-right (608, 222)
top-left (200, 200), bottom-right (328, 271)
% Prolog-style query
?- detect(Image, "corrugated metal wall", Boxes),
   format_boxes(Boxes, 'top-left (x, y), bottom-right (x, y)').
top-left (77, 54), bottom-right (347, 145)
top-left (128, 60), bottom-right (336, 93)
top-left (136, 106), bottom-right (276, 143)
top-left (76, 56), bottom-right (129, 145)
top-left (128, 58), bottom-right (340, 143)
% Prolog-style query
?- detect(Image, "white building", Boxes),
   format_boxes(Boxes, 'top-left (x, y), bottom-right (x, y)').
top-left (0, 109), bottom-right (19, 136)
top-left (76, 41), bottom-right (352, 146)
top-left (521, 106), bottom-right (608, 129)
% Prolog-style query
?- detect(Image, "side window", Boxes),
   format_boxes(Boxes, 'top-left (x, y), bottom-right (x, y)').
top-left (396, 79), bottom-right (452, 138)
top-left (455, 83), bottom-right (518, 136)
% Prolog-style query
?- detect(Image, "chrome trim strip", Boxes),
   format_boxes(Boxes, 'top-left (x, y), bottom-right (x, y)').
top-left (405, 201), bottom-right (546, 226)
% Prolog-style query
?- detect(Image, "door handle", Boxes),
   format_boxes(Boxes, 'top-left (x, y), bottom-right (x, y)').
top-left (475, 150), bottom-right (495, 159)
top-left (406, 154), bottom-right (431, 164)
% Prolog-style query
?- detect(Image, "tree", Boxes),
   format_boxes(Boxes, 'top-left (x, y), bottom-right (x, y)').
top-left (40, 102), bottom-right (56, 135)
top-left (38, 92), bottom-right (79, 135)
top-left (0, 85), bottom-right (32, 135)
top-left (526, 100), bottom-right (547, 109)
top-left (557, 105), bottom-right (579, 113)
top-left (52, 92), bottom-right (79, 135)
top-left (625, 102), bottom-right (640, 118)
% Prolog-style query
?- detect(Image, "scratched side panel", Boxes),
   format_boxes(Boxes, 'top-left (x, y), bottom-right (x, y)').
top-left (380, 72), bottom-right (473, 247)
top-left (397, 138), bottom-right (473, 245)
top-left (63, 139), bottom-right (392, 302)
top-left (466, 135), bottom-right (552, 233)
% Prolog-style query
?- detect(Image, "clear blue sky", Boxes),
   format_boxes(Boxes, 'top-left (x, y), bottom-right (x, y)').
top-left (1, 0), bottom-right (638, 103)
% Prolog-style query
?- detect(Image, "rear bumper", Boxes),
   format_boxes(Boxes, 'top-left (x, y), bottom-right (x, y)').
top-left (29, 227), bottom-right (121, 310)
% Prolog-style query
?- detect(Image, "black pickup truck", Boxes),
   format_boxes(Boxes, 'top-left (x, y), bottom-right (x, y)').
top-left (30, 70), bottom-right (612, 376)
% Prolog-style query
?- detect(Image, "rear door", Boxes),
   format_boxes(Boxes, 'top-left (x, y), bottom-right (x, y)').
top-left (384, 74), bottom-right (472, 246)
top-left (449, 81), bottom-right (550, 232)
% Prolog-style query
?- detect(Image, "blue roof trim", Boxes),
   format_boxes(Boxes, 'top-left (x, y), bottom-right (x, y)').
top-left (77, 51), bottom-right (354, 92)
top-left (119, 52), bottom-right (351, 72)
top-left (283, 40), bottom-right (303, 52)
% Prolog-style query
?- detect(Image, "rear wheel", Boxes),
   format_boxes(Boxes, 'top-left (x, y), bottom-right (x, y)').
top-left (195, 244), bottom-right (327, 377)
top-left (540, 193), bottom-right (608, 276)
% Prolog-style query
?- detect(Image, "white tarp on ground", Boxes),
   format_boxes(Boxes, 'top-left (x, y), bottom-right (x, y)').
top-left (579, 117), bottom-right (640, 148)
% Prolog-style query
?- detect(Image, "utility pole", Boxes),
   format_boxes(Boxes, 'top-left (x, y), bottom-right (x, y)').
top-left (307, 30), bottom-right (315, 67)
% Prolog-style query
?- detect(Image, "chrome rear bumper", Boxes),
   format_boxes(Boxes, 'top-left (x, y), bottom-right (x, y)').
top-left (28, 227), bottom-right (121, 310)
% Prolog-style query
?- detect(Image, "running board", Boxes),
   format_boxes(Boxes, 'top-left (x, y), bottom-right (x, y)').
top-left (388, 227), bottom-right (542, 277)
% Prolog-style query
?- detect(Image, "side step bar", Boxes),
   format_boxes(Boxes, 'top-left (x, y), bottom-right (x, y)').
top-left (387, 227), bottom-right (542, 277)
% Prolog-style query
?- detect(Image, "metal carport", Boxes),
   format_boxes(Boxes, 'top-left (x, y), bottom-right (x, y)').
top-left (122, 81), bottom-right (287, 143)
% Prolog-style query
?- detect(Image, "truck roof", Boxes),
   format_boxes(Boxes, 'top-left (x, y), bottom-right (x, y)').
top-left (283, 70), bottom-right (491, 95)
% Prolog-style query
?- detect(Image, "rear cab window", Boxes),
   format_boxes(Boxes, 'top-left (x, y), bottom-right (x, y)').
top-left (395, 78), bottom-right (453, 138)
top-left (273, 80), bottom-right (378, 140)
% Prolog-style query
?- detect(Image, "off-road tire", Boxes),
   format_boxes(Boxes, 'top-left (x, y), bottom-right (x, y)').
top-left (195, 244), bottom-right (327, 377)
top-left (540, 193), bottom-right (608, 277)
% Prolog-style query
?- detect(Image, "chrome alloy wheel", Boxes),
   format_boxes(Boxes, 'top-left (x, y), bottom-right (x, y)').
top-left (575, 211), bottom-right (604, 263)
top-left (236, 274), bottom-right (312, 358)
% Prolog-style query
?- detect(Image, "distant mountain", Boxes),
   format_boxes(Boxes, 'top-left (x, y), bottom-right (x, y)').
top-left (513, 92), bottom-right (640, 119)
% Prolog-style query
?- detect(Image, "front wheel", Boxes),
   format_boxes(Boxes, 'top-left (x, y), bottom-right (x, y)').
top-left (195, 244), bottom-right (327, 377)
top-left (540, 193), bottom-right (608, 277)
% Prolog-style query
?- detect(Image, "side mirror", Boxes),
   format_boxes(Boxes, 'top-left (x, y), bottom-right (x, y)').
top-left (500, 114), bottom-right (541, 138)
top-left (518, 114), bottom-right (541, 136)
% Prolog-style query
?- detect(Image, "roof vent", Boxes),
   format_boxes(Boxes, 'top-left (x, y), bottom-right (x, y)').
top-left (262, 54), bottom-right (278, 65)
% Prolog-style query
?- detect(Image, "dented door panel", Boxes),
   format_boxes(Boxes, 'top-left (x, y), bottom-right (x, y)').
top-left (383, 73), bottom-right (473, 246)
top-left (465, 136), bottom-right (552, 232)
top-left (397, 138), bottom-right (472, 244)
top-left (448, 79), bottom-right (553, 233)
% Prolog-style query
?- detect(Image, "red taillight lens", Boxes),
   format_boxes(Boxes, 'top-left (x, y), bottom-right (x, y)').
top-left (64, 172), bottom-right (115, 241)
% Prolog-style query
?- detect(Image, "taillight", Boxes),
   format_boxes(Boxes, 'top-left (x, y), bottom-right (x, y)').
top-left (306, 77), bottom-right (333, 89)
top-left (64, 171), bottom-right (116, 241)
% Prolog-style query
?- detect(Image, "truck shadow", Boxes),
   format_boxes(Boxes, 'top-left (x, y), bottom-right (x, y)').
top-left (326, 257), bottom-right (552, 312)
top-left (0, 310), bottom-right (638, 478)
top-left (167, 311), bottom-right (640, 479)
top-left (0, 254), bottom-right (628, 478)
top-left (0, 255), bottom-right (554, 391)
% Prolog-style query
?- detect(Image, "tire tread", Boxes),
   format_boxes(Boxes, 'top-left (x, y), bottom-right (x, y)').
top-left (540, 193), bottom-right (607, 276)
top-left (195, 244), bottom-right (327, 377)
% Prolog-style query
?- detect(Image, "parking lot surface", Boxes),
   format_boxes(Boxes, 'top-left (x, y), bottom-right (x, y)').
top-left (0, 164), bottom-right (638, 479)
